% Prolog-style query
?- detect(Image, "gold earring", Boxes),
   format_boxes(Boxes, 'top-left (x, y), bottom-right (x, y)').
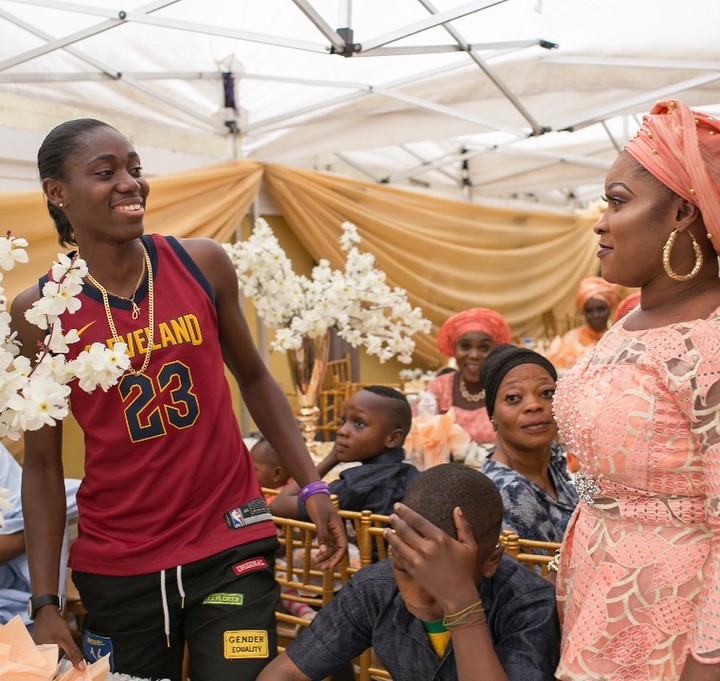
top-left (662, 229), bottom-right (703, 281)
top-left (58, 202), bottom-right (64, 208)
top-left (491, 418), bottom-right (497, 431)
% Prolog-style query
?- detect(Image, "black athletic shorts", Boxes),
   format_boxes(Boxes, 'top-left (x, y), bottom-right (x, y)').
top-left (73, 537), bottom-right (280, 681)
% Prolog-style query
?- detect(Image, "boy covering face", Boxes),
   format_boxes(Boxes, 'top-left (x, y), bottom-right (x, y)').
top-left (260, 464), bottom-right (560, 681)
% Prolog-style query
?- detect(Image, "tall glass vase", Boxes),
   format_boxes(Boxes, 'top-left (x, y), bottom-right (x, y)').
top-left (286, 331), bottom-right (331, 455)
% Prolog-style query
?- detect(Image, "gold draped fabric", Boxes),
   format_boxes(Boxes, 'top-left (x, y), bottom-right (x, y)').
top-left (263, 164), bottom-right (599, 364)
top-left (0, 159), bottom-right (598, 367)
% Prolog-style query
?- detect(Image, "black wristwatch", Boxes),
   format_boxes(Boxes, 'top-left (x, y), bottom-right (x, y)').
top-left (27, 594), bottom-right (62, 620)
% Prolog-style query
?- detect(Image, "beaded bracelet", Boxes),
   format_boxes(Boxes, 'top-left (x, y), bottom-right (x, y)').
top-left (442, 600), bottom-right (487, 630)
top-left (546, 547), bottom-right (562, 573)
top-left (299, 480), bottom-right (331, 504)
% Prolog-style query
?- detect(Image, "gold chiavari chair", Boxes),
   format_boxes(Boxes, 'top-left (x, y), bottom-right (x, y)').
top-left (499, 529), bottom-right (561, 577)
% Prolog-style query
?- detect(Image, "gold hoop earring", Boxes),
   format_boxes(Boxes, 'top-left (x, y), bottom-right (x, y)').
top-left (662, 229), bottom-right (703, 281)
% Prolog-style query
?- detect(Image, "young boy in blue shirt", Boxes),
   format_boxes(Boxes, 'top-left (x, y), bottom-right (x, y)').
top-left (260, 464), bottom-right (560, 681)
top-left (270, 385), bottom-right (418, 519)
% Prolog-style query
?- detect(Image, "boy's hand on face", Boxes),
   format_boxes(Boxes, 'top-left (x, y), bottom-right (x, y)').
top-left (386, 503), bottom-right (479, 613)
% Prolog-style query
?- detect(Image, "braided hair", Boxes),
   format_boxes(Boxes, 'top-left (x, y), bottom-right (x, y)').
top-left (37, 118), bottom-right (115, 247)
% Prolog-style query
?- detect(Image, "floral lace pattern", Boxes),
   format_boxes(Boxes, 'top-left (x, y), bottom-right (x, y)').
top-left (553, 307), bottom-right (720, 679)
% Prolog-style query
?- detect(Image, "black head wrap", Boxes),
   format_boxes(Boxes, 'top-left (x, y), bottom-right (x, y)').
top-left (480, 344), bottom-right (558, 419)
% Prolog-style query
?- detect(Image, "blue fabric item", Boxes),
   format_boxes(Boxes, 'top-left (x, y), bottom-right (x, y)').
top-left (0, 445), bottom-right (80, 626)
top-left (286, 555), bottom-right (560, 681)
top-left (482, 445), bottom-right (578, 544)
top-left (298, 447), bottom-right (418, 519)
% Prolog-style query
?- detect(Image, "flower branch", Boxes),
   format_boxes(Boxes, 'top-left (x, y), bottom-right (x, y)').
top-left (0, 236), bottom-right (130, 440)
top-left (223, 219), bottom-right (431, 363)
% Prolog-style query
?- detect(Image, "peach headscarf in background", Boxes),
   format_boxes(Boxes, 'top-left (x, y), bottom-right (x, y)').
top-left (575, 276), bottom-right (620, 312)
top-left (436, 307), bottom-right (511, 357)
top-left (624, 99), bottom-right (720, 254)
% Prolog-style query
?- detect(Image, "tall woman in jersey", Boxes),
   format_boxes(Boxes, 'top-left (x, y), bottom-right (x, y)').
top-left (11, 119), bottom-right (346, 681)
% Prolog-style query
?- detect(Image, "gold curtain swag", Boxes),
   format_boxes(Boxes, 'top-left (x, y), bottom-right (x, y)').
top-left (263, 164), bottom-right (599, 365)
top-left (0, 159), bottom-right (597, 367)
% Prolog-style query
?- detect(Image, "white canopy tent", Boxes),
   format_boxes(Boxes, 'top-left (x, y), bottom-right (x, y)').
top-left (0, 0), bottom-right (719, 210)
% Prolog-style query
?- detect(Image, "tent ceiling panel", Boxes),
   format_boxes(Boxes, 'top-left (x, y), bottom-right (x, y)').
top-left (0, 0), bottom-right (717, 209)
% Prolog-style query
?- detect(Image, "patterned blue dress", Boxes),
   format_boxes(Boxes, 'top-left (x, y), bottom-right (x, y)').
top-left (482, 446), bottom-right (578, 543)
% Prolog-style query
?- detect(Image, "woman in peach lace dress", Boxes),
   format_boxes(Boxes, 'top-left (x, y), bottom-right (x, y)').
top-left (553, 99), bottom-right (720, 680)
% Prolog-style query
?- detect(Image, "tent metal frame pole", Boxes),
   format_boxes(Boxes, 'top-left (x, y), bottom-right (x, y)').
top-left (471, 159), bottom-right (567, 191)
top-left (399, 144), bottom-right (462, 185)
top-left (601, 121), bottom-right (624, 155)
top-left (245, 56), bottom-right (513, 134)
top-left (372, 86), bottom-right (526, 136)
top-left (387, 138), bottom-right (611, 186)
top-left (358, 39), bottom-right (542, 57)
top-left (338, 0), bottom-right (352, 29)
top-left (543, 55), bottom-right (720, 72)
top-left (387, 146), bottom-right (488, 184)
top-left (360, 0), bottom-right (507, 53)
top-left (333, 153), bottom-right (380, 182)
top-left (0, 2), bottom-right (225, 133)
top-left (494, 147), bottom-right (610, 170)
top-left (416, 0), bottom-right (547, 136)
top-left (5, 0), bottom-right (328, 53)
top-left (560, 72), bottom-right (720, 131)
top-left (290, 0), bottom-right (346, 50)
top-left (0, 0), bottom-right (179, 72)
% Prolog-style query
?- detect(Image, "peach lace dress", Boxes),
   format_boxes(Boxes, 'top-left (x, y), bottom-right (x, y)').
top-left (553, 306), bottom-right (720, 680)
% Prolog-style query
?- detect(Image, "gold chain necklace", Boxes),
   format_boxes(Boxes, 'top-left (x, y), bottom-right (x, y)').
top-left (459, 377), bottom-right (485, 402)
top-left (84, 244), bottom-right (154, 376)
top-left (85, 255), bottom-right (146, 320)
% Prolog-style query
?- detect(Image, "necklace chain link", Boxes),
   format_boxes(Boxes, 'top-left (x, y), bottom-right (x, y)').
top-left (86, 254), bottom-right (146, 320)
top-left (459, 377), bottom-right (485, 402)
top-left (84, 245), bottom-right (154, 376)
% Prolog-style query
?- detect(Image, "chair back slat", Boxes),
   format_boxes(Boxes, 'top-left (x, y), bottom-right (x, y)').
top-left (499, 529), bottom-right (561, 577)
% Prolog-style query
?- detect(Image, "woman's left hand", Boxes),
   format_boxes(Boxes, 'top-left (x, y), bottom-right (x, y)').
top-left (304, 493), bottom-right (348, 569)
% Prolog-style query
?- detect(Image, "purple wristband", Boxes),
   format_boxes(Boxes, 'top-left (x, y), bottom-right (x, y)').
top-left (300, 480), bottom-right (330, 504)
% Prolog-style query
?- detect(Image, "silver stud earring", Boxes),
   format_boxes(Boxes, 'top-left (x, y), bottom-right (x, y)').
top-left (58, 202), bottom-right (64, 208)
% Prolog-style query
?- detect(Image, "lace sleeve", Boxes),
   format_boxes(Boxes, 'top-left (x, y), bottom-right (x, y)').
top-left (665, 317), bottom-right (720, 661)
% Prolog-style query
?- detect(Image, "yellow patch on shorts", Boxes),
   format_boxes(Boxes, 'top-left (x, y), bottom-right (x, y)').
top-left (223, 629), bottom-right (269, 659)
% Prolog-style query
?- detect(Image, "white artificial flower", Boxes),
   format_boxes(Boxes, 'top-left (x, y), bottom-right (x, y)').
top-left (6, 376), bottom-right (71, 431)
top-left (0, 243), bottom-right (131, 440)
top-left (225, 220), bottom-right (431, 362)
top-left (0, 236), bottom-right (29, 271)
top-left (70, 342), bottom-right (131, 392)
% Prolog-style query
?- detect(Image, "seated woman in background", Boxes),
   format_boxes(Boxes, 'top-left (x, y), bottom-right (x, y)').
top-left (480, 344), bottom-right (578, 544)
top-left (546, 276), bottom-right (620, 373)
top-left (422, 307), bottom-right (511, 444)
